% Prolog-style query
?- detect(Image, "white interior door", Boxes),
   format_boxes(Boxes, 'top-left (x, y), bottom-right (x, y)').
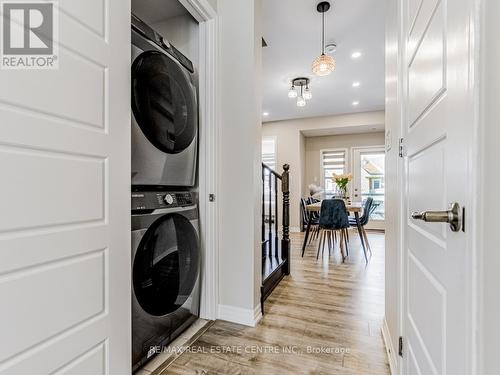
top-left (0, 1), bottom-right (130, 374)
top-left (352, 147), bottom-right (385, 230)
top-left (401, 0), bottom-right (474, 374)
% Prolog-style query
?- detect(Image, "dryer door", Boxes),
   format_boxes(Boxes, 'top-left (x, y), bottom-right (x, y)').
top-left (133, 213), bottom-right (199, 316)
top-left (132, 50), bottom-right (197, 154)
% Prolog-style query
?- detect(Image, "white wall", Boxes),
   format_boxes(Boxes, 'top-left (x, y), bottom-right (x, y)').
top-left (304, 132), bottom-right (385, 191)
top-left (217, 0), bottom-right (262, 326)
top-left (253, 0), bottom-right (264, 316)
top-left (300, 132), bottom-right (306, 202)
top-left (206, 0), bottom-right (217, 11)
top-left (262, 111), bottom-right (385, 230)
top-left (152, 15), bottom-right (199, 68)
top-left (479, 0), bottom-right (500, 373)
top-left (384, 0), bottom-right (402, 370)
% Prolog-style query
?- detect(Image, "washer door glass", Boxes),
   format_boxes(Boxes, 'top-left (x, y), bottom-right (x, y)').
top-left (132, 50), bottom-right (197, 154)
top-left (133, 213), bottom-right (199, 316)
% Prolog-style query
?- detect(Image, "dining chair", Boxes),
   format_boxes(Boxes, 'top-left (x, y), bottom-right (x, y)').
top-left (349, 197), bottom-right (374, 256)
top-left (306, 197), bottom-right (321, 220)
top-left (306, 197), bottom-right (321, 243)
top-left (317, 199), bottom-right (350, 261)
top-left (301, 198), bottom-right (320, 243)
top-left (320, 196), bottom-right (349, 255)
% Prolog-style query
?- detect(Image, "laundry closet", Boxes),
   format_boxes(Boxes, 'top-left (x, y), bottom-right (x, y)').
top-left (130, 0), bottom-right (202, 372)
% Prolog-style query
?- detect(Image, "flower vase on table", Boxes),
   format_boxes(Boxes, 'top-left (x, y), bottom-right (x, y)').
top-left (332, 173), bottom-right (352, 204)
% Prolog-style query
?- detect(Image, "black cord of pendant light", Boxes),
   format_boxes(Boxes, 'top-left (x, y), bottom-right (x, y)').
top-left (321, 10), bottom-right (325, 55)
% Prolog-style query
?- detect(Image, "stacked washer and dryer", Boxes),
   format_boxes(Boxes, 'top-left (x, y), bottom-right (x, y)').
top-left (130, 14), bottom-right (201, 372)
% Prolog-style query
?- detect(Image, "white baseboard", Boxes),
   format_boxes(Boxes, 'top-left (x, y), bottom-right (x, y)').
top-left (217, 304), bottom-right (262, 327)
top-left (381, 317), bottom-right (398, 374)
top-left (290, 226), bottom-right (301, 233)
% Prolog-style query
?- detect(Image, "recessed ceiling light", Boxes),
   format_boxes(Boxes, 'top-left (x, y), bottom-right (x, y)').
top-left (352, 101), bottom-right (360, 106)
top-left (351, 51), bottom-right (362, 59)
top-left (352, 81), bottom-right (360, 87)
top-left (263, 112), bottom-right (269, 117)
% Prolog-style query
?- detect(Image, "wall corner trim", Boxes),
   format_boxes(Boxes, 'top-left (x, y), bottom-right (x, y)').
top-left (217, 304), bottom-right (262, 327)
top-left (253, 304), bottom-right (263, 325)
top-left (382, 317), bottom-right (398, 374)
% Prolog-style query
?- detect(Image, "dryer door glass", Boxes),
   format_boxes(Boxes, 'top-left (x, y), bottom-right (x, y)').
top-left (132, 51), bottom-right (197, 154)
top-left (133, 213), bottom-right (199, 316)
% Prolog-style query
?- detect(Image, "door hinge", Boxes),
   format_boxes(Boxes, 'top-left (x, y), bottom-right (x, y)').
top-left (399, 138), bottom-right (405, 158)
top-left (209, 193), bottom-right (216, 202)
top-left (398, 336), bottom-right (404, 357)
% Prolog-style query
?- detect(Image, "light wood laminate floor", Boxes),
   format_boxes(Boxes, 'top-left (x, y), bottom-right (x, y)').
top-left (158, 230), bottom-right (390, 375)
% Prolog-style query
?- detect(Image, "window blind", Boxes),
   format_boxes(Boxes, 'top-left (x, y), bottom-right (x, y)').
top-left (262, 138), bottom-right (276, 170)
top-left (322, 149), bottom-right (346, 192)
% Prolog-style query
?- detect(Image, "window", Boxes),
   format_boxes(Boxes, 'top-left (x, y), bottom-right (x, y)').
top-left (321, 149), bottom-right (347, 194)
top-left (371, 178), bottom-right (382, 190)
top-left (262, 137), bottom-right (277, 205)
top-left (359, 152), bottom-right (385, 220)
top-left (262, 137), bottom-right (277, 171)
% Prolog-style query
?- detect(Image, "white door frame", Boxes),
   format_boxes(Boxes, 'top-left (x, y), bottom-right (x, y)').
top-left (394, 0), bottom-right (480, 373)
top-left (179, 0), bottom-right (219, 320)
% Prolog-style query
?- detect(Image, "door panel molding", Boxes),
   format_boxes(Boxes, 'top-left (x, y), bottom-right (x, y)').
top-left (397, 0), bottom-right (478, 373)
top-left (0, 0), bottom-right (130, 373)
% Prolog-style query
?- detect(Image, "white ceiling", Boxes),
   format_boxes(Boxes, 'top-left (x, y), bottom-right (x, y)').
top-left (262, 0), bottom-right (385, 123)
top-left (131, 0), bottom-right (190, 24)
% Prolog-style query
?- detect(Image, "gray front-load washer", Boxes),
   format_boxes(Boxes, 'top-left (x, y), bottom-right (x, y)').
top-left (131, 190), bottom-right (200, 372)
top-left (131, 14), bottom-right (198, 187)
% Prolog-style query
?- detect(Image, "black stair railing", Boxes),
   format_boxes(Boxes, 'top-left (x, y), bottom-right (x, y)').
top-left (260, 163), bottom-right (290, 314)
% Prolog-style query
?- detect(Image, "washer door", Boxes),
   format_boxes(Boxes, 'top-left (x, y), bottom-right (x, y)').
top-left (132, 50), bottom-right (197, 154)
top-left (133, 213), bottom-right (199, 316)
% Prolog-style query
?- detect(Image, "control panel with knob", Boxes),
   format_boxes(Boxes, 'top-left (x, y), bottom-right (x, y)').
top-left (164, 194), bottom-right (174, 205)
top-left (131, 191), bottom-right (195, 212)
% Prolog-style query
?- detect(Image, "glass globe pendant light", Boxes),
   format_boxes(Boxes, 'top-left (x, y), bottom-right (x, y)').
top-left (296, 85), bottom-right (306, 107)
top-left (303, 85), bottom-right (312, 100)
top-left (288, 84), bottom-right (298, 98)
top-left (312, 2), bottom-right (335, 76)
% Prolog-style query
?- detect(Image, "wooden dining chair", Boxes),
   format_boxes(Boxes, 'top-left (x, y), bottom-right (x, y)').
top-left (317, 199), bottom-right (350, 262)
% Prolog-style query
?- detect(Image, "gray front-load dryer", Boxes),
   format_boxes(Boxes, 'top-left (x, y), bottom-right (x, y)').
top-left (131, 190), bottom-right (200, 372)
top-left (131, 14), bottom-right (198, 187)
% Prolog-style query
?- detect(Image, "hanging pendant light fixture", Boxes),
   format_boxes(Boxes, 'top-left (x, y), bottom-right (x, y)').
top-left (288, 77), bottom-right (311, 107)
top-left (312, 1), bottom-right (335, 76)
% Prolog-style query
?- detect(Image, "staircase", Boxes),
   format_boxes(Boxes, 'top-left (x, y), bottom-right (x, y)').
top-left (261, 163), bottom-right (290, 314)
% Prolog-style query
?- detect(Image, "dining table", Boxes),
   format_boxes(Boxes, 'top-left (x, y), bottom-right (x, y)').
top-left (301, 201), bottom-right (368, 262)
